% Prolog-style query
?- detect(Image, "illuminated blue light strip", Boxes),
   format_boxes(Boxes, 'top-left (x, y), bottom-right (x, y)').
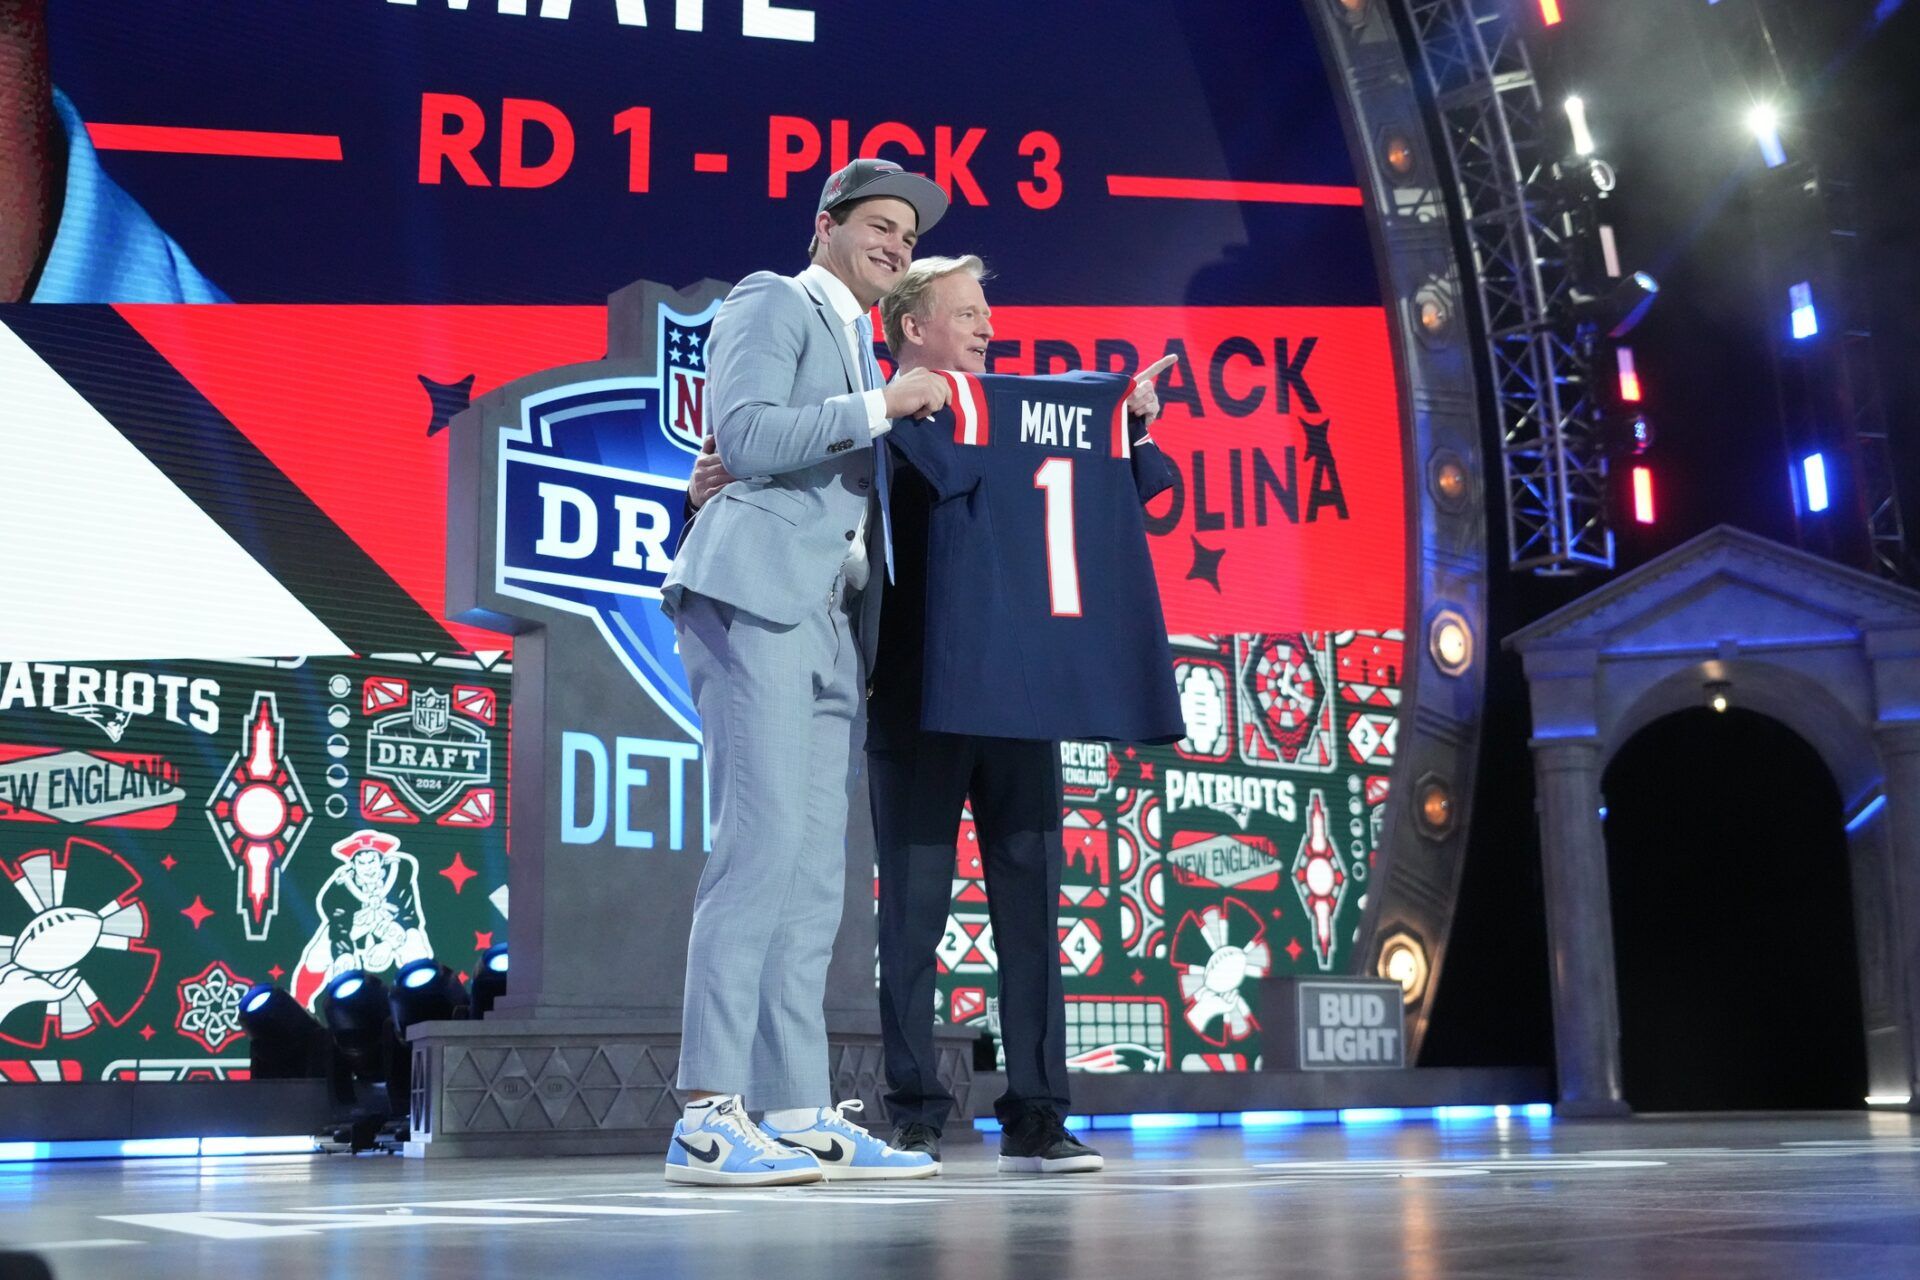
top-left (1803, 453), bottom-right (1830, 513)
top-left (0, 1136), bottom-right (317, 1164)
top-left (1789, 282), bottom-right (1819, 339)
top-left (1847, 794), bottom-right (1888, 834)
top-left (972, 1104), bottom-right (1552, 1134)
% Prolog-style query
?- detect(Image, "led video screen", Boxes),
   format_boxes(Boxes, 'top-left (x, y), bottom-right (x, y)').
top-left (0, 0), bottom-right (1403, 1079)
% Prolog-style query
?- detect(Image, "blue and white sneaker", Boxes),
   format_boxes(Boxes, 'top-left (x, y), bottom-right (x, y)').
top-left (664, 1096), bottom-right (824, 1186)
top-left (760, 1100), bottom-right (939, 1181)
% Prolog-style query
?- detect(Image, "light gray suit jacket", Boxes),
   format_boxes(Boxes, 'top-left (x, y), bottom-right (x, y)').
top-left (662, 269), bottom-right (884, 667)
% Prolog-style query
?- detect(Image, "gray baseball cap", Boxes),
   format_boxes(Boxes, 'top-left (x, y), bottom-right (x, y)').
top-left (817, 158), bottom-right (949, 235)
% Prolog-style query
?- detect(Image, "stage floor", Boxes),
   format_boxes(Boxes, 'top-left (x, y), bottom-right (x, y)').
top-left (4, 1113), bottom-right (1920, 1278)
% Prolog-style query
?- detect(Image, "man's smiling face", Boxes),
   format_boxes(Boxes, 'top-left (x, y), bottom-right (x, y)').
top-left (906, 270), bottom-right (993, 373)
top-left (816, 196), bottom-right (918, 307)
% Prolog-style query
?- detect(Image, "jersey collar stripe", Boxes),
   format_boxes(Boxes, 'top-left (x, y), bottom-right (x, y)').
top-left (1113, 392), bottom-right (1131, 459)
top-left (966, 373), bottom-right (991, 444)
top-left (944, 371), bottom-right (981, 445)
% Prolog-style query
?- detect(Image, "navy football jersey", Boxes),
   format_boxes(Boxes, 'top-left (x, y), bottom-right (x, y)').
top-left (885, 370), bottom-right (1186, 744)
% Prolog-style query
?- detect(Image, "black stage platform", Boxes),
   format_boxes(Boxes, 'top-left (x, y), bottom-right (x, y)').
top-left (3, 1113), bottom-right (1919, 1278)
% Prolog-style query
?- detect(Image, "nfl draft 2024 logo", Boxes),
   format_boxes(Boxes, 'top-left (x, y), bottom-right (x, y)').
top-left (494, 296), bottom-right (721, 738)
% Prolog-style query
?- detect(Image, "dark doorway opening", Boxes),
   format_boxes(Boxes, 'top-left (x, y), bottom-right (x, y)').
top-left (1602, 706), bottom-right (1866, 1111)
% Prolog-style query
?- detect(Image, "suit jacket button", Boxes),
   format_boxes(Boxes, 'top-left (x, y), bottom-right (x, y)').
top-left (845, 530), bottom-right (856, 541)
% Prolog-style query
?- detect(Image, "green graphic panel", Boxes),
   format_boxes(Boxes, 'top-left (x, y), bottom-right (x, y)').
top-left (0, 654), bottom-right (509, 1082)
top-left (928, 630), bottom-right (1400, 1073)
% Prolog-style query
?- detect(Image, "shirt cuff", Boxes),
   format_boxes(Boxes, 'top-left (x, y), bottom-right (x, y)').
top-left (864, 389), bottom-right (891, 437)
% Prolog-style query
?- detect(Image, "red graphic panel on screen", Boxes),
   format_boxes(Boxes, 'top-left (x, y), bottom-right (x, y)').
top-left (115, 306), bottom-right (609, 655)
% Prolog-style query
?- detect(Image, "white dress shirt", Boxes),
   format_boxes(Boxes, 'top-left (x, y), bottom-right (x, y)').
top-left (800, 264), bottom-right (890, 591)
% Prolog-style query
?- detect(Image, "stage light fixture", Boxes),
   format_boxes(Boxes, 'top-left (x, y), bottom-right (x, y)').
top-left (1748, 103), bottom-right (1786, 167)
top-left (1429, 609), bottom-right (1473, 676)
top-left (1415, 775), bottom-right (1455, 839)
top-left (1537, 0), bottom-right (1563, 26)
top-left (320, 968), bottom-right (393, 1081)
top-left (1577, 272), bottom-right (1658, 339)
top-left (389, 960), bottom-right (469, 1034)
top-left (1631, 466), bottom-right (1655, 524)
top-left (1415, 288), bottom-right (1451, 337)
top-left (1377, 933), bottom-right (1430, 1003)
top-left (1563, 96), bottom-right (1595, 157)
top-left (471, 943), bottom-right (509, 1019)
top-left (1789, 282), bottom-right (1819, 339)
top-left (1337, 0), bottom-right (1370, 23)
top-left (1428, 452), bottom-right (1472, 512)
top-left (1802, 452), bottom-right (1830, 513)
top-left (1616, 348), bottom-right (1641, 402)
top-left (1705, 680), bottom-right (1731, 714)
top-left (237, 983), bottom-right (331, 1079)
top-left (1383, 133), bottom-right (1417, 178)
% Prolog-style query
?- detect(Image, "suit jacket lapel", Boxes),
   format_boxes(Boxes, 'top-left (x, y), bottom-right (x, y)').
top-left (798, 272), bottom-right (862, 394)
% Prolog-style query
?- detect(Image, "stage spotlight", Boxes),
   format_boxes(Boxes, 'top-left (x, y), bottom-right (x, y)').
top-left (389, 960), bottom-right (469, 1034)
top-left (1414, 283), bottom-right (1453, 338)
top-left (320, 969), bottom-right (392, 1081)
top-left (1577, 271), bottom-right (1659, 339)
top-left (1537, 0), bottom-right (1563, 26)
top-left (1377, 934), bottom-right (1430, 1003)
top-left (1383, 133), bottom-right (1417, 179)
top-left (1429, 609), bottom-right (1473, 677)
top-left (1705, 680), bottom-right (1731, 714)
top-left (1564, 96), bottom-right (1595, 157)
top-left (1748, 103), bottom-right (1786, 167)
top-left (238, 984), bottom-right (331, 1079)
top-left (1415, 775), bottom-right (1456, 839)
top-left (471, 943), bottom-right (509, 1019)
top-left (1428, 452), bottom-right (1472, 512)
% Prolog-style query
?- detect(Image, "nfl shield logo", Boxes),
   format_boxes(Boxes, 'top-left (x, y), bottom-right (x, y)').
top-left (661, 304), bottom-right (715, 455)
top-left (410, 689), bottom-right (450, 736)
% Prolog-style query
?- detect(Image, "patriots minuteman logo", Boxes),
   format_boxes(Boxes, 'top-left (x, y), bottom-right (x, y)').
top-left (494, 297), bottom-right (721, 737)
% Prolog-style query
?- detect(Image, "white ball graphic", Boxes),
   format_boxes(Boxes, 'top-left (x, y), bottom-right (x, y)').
top-left (12, 906), bottom-right (102, 974)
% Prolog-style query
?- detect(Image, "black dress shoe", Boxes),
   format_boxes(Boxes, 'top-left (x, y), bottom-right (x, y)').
top-left (997, 1108), bottom-right (1103, 1173)
top-left (891, 1122), bottom-right (943, 1166)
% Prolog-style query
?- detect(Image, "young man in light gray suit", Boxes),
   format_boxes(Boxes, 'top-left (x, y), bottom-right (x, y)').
top-left (658, 159), bottom-right (953, 1186)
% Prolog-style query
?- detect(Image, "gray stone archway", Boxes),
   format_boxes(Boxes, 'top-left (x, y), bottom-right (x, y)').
top-left (1507, 526), bottom-right (1920, 1115)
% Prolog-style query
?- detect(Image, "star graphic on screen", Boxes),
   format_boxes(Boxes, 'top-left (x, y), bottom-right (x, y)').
top-left (475, 930), bottom-right (494, 951)
top-left (160, 854), bottom-right (177, 871)
top-left (268, 965), bottom-right (286, 981)
top-left (1186, 536), bottom-right (1226, 591)
top-left (439, 851), bottom-right (478, 894)
top-left (418, 372), bottom-right (477, 437)
top-left (1139, 763), bottom-right (1156, 782)
top-left (181, 895), bottom-right (215, 930)
top-left (1284, 937), bottom-right (1304, 963)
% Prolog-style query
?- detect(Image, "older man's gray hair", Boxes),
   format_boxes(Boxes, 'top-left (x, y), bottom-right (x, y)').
top-left (879, 254), bottom-right (990, 355)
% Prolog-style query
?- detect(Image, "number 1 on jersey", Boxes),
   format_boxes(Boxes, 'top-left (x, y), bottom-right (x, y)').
top-left (1033, 457), bottom-right (1082, 617)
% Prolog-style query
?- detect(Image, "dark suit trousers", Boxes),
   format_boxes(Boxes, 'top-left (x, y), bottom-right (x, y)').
top-left (870, 731), bottom-right (1070, 1131)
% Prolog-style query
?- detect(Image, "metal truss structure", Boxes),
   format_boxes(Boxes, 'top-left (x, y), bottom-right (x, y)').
top-left (1398, 0), bottom-right (1614, 574)
top-left (1700, 0), bottom-right (1913, 585)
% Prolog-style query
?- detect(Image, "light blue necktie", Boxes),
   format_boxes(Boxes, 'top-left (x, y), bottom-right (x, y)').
top-left (854, 313), bottom-right (894, 582)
